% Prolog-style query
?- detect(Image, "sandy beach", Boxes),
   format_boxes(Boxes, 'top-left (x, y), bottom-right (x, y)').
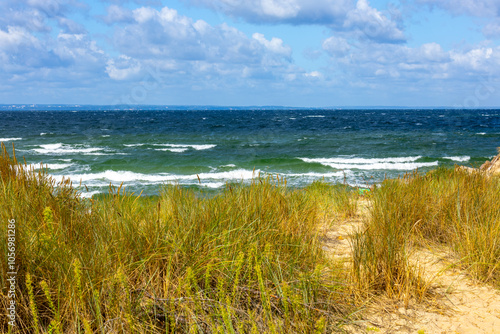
top-left (323, 198), bottom-right (500, 333)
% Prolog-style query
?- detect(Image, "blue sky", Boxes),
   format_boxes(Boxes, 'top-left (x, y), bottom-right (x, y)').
top-left (1, 0), bottom-right (500, 107)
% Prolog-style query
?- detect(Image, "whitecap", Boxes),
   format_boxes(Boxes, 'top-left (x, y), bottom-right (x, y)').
top-left (443, 156), bottom-right (470, 162)
top-left (155, 144), bottom-right (217, 150)
top-left (124, 144), bottom-right (145, 147)
top-left (299, 156), bottom-right (438, 170)
top-left (42, 163), bottom-right (73, 170)
top-left (0, 137), bottom-right (22, 141)
top-left (50, 169), bottom-right (260, 185)
top-left (285, 171), bottom-right (346, 178)
top-left (156, 148), bottom-right (189, 153)
top-left (203, 182), bottom-right (226, 189)
top-left (79, 191), bottom-right (101, 198)
top-left (33, 143), bottom-right (106, 155)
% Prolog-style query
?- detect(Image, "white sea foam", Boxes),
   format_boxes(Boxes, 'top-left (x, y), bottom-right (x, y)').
top-left (157, 144), bottom-right (217, 150)
top-left (80, 191), bottom-right (101, 198)
top-left (285, 171), bottom-right (346, 178)
top-left (304, 115), bottom-right (325, 118)
top-left (126, 143), bottom-right (216, 151)
top-left (33, 143), bottom-right (106, 155)
top-left (443, 156), bottom-right (470, 162)
top-left (156, 148), bottom-right (189, 153)
top-left (43, 163), bottom-right (73, 170)
top-left (299, 156), bottom-right (438, 170)
top-left (0, 137), bottom-right (22, 141)
top-left (124, 144), bottom-right (145, 147)
top-left (477, 133), bottom-right (487, 135)
top-left (50, 169), bottom-right (260, 185)
top-left (203, 182), bottom-right (226, 188)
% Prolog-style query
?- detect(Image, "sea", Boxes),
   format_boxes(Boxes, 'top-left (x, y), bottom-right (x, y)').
top-left (1, 107), bottom-right (499, 197)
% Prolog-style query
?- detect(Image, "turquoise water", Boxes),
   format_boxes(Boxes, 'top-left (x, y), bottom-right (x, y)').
top-left (1, 108), bottom-right (499, 196)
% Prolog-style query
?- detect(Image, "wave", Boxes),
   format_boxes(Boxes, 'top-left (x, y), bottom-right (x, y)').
top-left (443, 156), bottom-right (470, 162)
top-left (303, 115), bottom-right (325, 118)
top-left (284, 171), bottom-right (346, 178)
top-left (156, 148), bottom-right (189, 153)
top-left (80, 190), bottom-right (101, 198)
top-left (51, 169), bottom-right (260, 185)
top-left (156, 144), bottom-right (217, 151)
top-left (299, 156), bottom-right (438, 170)
top-left (125, 143), bottom-right (216, 151)
top-left (42, 163), bottom-right (73, 170)
top-left (33, 143), bottom-right (107, 155)
top-left (0, 137), bottom-right (22, 141)
top-left (123, 144), bottom-right (145, 147)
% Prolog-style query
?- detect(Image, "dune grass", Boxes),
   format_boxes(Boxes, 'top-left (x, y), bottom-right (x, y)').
top-left (352, 167), bottom-right (500, 304)
top-left (0, 144), bottom-right (356, 333)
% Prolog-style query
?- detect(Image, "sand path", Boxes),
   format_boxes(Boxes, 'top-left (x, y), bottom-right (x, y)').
top-left (321, 200), bottom-right (500, 333)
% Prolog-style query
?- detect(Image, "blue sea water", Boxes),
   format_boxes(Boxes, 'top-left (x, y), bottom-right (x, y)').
top-left (1, 108), bottom-right (499, 197)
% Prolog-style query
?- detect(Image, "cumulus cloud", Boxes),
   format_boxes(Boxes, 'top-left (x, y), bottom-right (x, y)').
top-left (106, 55), bottom-right (142, 80)
top-left (483, 20), bottom-right (500, 38)
top-left (110, 6), bottom-right (294, 68)
top-left (322, 36), bottom-right (350, 56)
top-left (343, 0), bottom-right (405, 43)
top-left (0, 26), bottom-right (64, 69)
top-left (415, 0), bottom-right (500, 18)
top-left (0, 0), bottom-right (88, 35)
top-left (323, 38), bottom-right (500, 83)
top-left (187, 0), bottom-right (405, 43)
top-left (53, 33), bottom-right (106, 68)
top-left (187, 0), bottom-right (349, 24)
top-left (100, 5), bottom-right (134, 24)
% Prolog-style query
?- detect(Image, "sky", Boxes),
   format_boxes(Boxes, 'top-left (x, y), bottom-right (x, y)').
top-left (1, 0), bottom-right (500, 107)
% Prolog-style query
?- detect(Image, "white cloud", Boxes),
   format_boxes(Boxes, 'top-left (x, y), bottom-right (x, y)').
top-left (450, 47), bottom-right (496, 70)
top-left (252, 33), bottom-right (292, 57)
top-left (106, 55), bottom-right (141, 80)
top-left (323, 37), bottom-right (500, 85)
top-left (188, 0), bottom-right (405, 43)
top-left (188, 0), bottom-right (351, 23)
top-left (322, 36), bottom-right (350, 56)
top-left (416, 0), bottom-right (500, 18)
top-left (260, 0), bottom-right (301, 18)
top-left (100, 5), bottom-right (134, 24)
top-left (0, 26), bottom-right (63, 70)
top-left (53, 33), bottom-right (106, 67)
top-left (304, 70), bottom-right (323, 78)
top-left (0, 26), bottom-right (40, 50)
top-left (344, 0), bottom-right (405, 43)
top-left (483, 20), bottom-right (500, 38)
top-left (111, 6), bottom-right (294, 68)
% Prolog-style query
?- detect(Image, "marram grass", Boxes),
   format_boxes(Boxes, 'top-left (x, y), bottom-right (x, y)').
top-left (352, 167), bottom-right (500, 304)
top-left (0, 144), bottom-right (355, 333)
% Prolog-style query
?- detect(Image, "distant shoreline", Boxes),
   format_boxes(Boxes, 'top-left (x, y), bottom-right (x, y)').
top-left (2, 104), bottom-right (500, 111)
